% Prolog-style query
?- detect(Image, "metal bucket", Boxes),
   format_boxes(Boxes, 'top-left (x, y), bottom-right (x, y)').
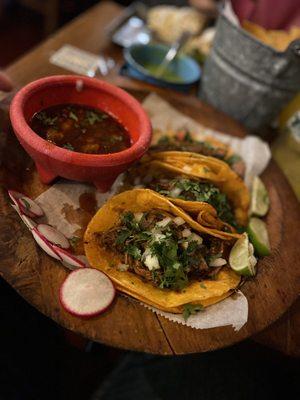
top-left (199, 14), bottom-right (300, 131)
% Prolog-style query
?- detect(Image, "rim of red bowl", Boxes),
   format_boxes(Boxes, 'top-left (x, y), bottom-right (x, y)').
top-left (10, 75), bottom-right (152, 167)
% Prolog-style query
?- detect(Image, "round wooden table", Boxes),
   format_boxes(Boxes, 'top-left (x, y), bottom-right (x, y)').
top-left (0, 90), bottom-right (299, 355)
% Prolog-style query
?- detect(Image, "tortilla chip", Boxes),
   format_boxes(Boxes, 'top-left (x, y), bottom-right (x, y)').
top-left (84, 189), bottom-right (241, 313)
top-left (243, 20), bottom-right (300, 51)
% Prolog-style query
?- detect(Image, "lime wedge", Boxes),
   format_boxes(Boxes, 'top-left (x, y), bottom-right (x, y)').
top-left (250, 176), bottom-right (270, 217)
top-left (247, 217), bottom-right (271, 256)
top-left (229, 233), bottom-right (257, 277)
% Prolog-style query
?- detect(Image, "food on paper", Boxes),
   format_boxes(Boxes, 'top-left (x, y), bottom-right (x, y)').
top-left (59, 268), bottom-right (115, 317)
top-left (37, 224), bottom-right (70, 249)
top-left (150, 130), bottom-right (246, 177)
top-left (30, 104), bottom-right (131, 154)
top-left (9, 190), bottom-right (87, 270)
top-left (8, 190), bottom-right (44, 218)
top-left (139, 150), bottom-right (250, 227)
top-left (84, 189), bottom-right (241, 313)
top-left (11, 204), bottom-right (37, 230)
top-left (32, 228), bottom-right (62, 261)
top-left (53, 246), bottom-right (87, 269)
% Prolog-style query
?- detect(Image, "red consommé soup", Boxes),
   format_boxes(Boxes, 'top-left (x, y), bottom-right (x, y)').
top-left (30, 104), bottom-right (132, 154)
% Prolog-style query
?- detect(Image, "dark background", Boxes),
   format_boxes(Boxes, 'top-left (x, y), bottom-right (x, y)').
top-left (0, 0), bottom-right (186, 67)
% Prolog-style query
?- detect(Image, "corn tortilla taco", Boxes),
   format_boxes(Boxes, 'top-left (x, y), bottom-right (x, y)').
top-left (151, 129), bottom-right (246, 177)
top-left (140, 151), bottom-right (250, 226)
top-left (123, 153), bottom-right (249, 231)
top-left (84, 189), bottom-right (241, 313)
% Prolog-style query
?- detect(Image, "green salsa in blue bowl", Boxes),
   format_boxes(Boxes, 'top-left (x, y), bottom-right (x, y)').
top-left (123, 43), bottom-right (201, 91)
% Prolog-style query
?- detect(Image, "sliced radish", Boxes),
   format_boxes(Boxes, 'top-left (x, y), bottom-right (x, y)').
top-left (37, 224), bottom-right (70, 249)
top-left (59, 268), bottom-right (116, 317)
top-left (16, 199), bottom-right (37, 218)
top-left (19, 197), bottom-right (43, 217)
top-left (32, 228), bottom-right (62, 260)
top-left (11, 204), bottom-right (37, 230)
top-left (20, 213), bottom-right (37, 230)
top-left (8, 190), bottom-right (44, 218)
top-left (8, 189), bottom-right (23, 205)
top-left (53, 246), bottom-right (86, 269)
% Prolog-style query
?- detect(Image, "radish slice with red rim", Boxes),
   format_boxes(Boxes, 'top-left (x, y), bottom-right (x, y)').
top-left (11, 204), bottom-right (37, 230)
top-left (8, 190), bottom-right (23, 205)
top-left (59, 268), bottom-right (116, 317)
top-left (53, 246), bottom-right (87, 269)
top-left (37, 224), bottom-right (70, 249)
top-left (8, 190), bottom-right (44, 218)
top-left (21, 214), bottom-right (37, 230)
top-left (19, 197), bottom-right (43, 217)
top-left (32, 228), bottom-right (62, 260)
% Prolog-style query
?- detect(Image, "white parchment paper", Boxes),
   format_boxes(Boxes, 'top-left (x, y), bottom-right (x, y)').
top-left (35, 94), bottom-right (272, 331)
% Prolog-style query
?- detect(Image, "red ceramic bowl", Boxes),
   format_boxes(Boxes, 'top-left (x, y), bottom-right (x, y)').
top-left (10, 75), bottom-right (152, 191)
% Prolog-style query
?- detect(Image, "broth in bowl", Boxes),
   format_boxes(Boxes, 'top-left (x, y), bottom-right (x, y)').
top-left (30, 104), bottom-right (131, 154)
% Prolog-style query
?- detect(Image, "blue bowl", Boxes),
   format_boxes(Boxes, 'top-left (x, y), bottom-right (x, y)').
top-left (123, 43), bottom-right (201, 91)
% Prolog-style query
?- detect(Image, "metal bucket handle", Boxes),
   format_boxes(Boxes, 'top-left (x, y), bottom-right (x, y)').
top-left (273, 39), bottom-right (300, 77)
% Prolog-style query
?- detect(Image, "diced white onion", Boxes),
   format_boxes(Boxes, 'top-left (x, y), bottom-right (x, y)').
top-left (190, 233), bottom-right (203, 244)
top-left (169, 187), bottom-right (182, 198)
top-left (153, 232), bottom-right (166, 242)
top-left (156, 217), bottom-right (171, 228)
top-left (209, 257), bottom-right (227, 267)
top-left (182, 228), bottom-right (192, 238)
top-left (117, 263), bottom-right (129, 272)
top-left (181, 241), bottom-right (189, 249)
top-left (142, 249), bottom-right (160, 271)
top-left (173, 216), bottom-right (185, 226)
top-left (134, 212), bottom-right (144, 222)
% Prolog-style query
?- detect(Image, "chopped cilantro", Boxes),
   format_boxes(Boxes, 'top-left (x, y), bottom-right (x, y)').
top-left (226, 154), bottom-right (242, 166)
top-left (154, 178), bottom-right (238, 227)
top-left (69, 111), bottom-right (78, 121)
top-left (199, 282), bottom-right (207, 289)
top-left (69, 236), bottom-right (80, 249)
top-left (182, 131), bottom-right (193, 142)
top-left (21, 198), bottom-right (30, 210)
top-left (85, 110), bottom-right (107, 125)
top-left (125, 244), bottom-right (141, 260)
top-left (36, 111), bottom-right (57, 126)
top-left (108, 211), bottom-right (207, 291)
top-left (116, 229), bottom-right (132, 245)
top-left (183, 303), bottom-right (204, 321)
top-left (157, 136), bottom-right (171, 144)
top-left (62, 143), bottom-right (74, 151)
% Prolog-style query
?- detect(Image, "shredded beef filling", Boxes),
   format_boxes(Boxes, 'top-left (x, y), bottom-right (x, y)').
top-left (147, 177), bottom-right (238, 229)
top-left (151, 132), bottom-right (245, 177)
top-left (95, 210), bottom-right (228, 290)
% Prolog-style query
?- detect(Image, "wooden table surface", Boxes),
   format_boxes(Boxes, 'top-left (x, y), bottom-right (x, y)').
top-left (2, 0), bottom-right (300, 356)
